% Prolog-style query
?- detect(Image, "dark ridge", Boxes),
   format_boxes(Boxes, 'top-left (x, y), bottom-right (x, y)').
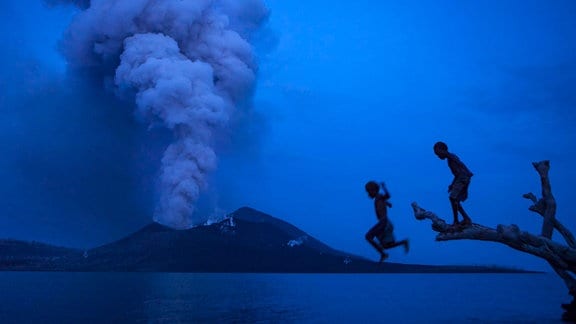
top-left (0, 207), bottom-right (539, 273)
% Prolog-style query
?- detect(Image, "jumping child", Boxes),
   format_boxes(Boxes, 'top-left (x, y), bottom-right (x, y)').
top-left (364, 181), bottom-right (409, 263)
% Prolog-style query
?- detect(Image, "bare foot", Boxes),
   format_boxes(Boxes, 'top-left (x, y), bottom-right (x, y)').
top-left (379, 252), bottom-right (389, 263)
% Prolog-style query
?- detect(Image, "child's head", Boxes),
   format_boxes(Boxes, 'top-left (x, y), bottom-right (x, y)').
top-left (433, 141), bottom-right (449, 159)
top-left (365, 181), bottom-right (380, 198)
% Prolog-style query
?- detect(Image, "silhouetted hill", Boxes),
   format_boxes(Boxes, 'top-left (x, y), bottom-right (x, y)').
top-left (0, 239), bottom-right (80, 270)
top-left (0, 207), bottom-right (535, 273)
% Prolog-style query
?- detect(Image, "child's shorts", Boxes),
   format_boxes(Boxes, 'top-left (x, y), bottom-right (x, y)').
top-left (450, 176), bottom-right (471, 202)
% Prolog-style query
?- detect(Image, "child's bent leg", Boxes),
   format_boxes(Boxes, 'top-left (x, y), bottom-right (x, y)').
top-left (365, 225), bottom-right (385, 255)
top-left (382, 239), bottom-right (408, 252)
top-left (449, 198), bottom-right (460, 225)
top-left (458, 204), bottom-right (472, 225)
top-left (366, 234), bottom-right (384, 253)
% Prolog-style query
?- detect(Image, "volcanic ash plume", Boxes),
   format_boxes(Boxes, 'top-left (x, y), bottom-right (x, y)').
top-left (58, 0), bottom-right (269, 228)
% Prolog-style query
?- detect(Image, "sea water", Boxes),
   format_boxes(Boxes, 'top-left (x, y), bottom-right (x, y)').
top-left (0, 272), bottom-right (566, 323)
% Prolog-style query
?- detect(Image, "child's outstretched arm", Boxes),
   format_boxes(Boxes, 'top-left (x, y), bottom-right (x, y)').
top-left (380, 182), bottom-right (390, 196)
top-left (380, 182), bottom-right (392, 206)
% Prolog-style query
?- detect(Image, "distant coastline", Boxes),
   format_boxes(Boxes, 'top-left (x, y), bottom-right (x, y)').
top-left (0, 207), bottom-right (540, 274)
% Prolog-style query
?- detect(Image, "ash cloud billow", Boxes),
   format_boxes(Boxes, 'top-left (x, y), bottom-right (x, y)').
top-left (55, 0), bottom-right (269, 229)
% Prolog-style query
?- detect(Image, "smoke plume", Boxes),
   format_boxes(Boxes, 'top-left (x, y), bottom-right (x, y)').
top-left (56, 0), bottom-right (269, 228)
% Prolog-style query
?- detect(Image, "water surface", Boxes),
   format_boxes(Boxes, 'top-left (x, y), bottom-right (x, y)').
top-left (0, 272), bottom-right (566, 323)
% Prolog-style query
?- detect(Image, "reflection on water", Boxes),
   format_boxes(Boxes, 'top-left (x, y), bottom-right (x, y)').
top-left (141, 274), bottom-right (307, 322)
top-left (0, 272), bottom-right (567, 323)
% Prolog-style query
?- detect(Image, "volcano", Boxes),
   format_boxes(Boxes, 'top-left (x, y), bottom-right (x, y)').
top-left (0, 207), bottom-right (532, 273)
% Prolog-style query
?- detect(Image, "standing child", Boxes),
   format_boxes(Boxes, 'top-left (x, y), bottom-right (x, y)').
top-left (364, 181), bottom-right (409, 263)
top-left (433, 141), bottom-right (474, 229)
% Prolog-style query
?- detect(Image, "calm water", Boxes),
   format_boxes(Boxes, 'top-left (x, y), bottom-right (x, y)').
top-left (0, 272), bottom-right (566, 323)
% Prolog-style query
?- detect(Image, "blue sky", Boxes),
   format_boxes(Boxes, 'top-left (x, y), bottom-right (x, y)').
top-left (1, 0), bottom-right (575, 271)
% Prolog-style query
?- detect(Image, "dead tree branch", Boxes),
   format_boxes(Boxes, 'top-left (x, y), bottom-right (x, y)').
top-left (411, 203), bottom-right (576, 271)
top-left (413, 160), bottom-right (576, 320)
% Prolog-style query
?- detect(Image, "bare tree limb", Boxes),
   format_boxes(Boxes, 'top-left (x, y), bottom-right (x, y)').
top-left (523, 192), bottom-right (576, 248)
top-left (551, 264), bottom-right (576, 295)
top-left (533, 161), bottom-right (557, 238)
top-left (411, 203), bottom-right (576, 270)
top-left (414, 160), bottom-right (576, 320)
